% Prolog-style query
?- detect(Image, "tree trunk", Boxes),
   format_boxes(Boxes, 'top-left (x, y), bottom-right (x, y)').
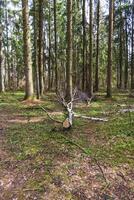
top-left (106, 0), bottom-right (114, 98)
top-left (22, 0), bottom-right (34, 99)
top-left (124, 13), bottom-right (128, 90)
top-left (0, 30), bottom-right (5, 92)
top-left (5, 0), bottom-right (10, 90)
top-left (131, 0), bottom-right (134, 90)
top-left (48, 2), bottom-right (51, 91)
top-left (88, 0), bottom-right (93, 97)
top-left (82, 0), bottom-right (86, 91)
top-left (38, 0), bottom-right (44, 96)
top-left (33, 0), bottom-right (40, 99)
top-left (119, 0), bottom-right (123, 89)
top-left (54, 0), bottom-right (58, 93)
top-left (66, 0), bottom-right (73, 100)
top-left (95, 0), bottom-right (100, 92)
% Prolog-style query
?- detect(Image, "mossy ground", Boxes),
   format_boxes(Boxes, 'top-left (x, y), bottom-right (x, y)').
top-left (0, 91), bottom-right (134, 199)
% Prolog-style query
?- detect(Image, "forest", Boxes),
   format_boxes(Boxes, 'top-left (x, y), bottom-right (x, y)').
top-left (0, 0), bottom-right (134, 199)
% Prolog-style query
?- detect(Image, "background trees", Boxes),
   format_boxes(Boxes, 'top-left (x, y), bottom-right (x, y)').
top-left (0, 0), bottom-right (133, 99)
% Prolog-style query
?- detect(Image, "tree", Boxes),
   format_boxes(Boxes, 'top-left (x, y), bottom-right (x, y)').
top-left (82, 0), bottom-right (86, 91)
top-left (38, 0), bottom-right (44, 96)
top-left (0, 0), bottom-right (5, 92)
top-left (119, 0), bottom-right (123, 89)
top-left (22, 0), bottom-right (34, 99)
top-left (5, 0), bottom-right (10, 89)
top-left (33, 0), bottom-right (40, 99)
top-left (54, 0), bottom-right (58, 92)
top-left (131, 0), bottom-right (134, 90)
top-left (88, 0), bottom-right (93, 97)
top-left (66, 0), bottom-right (73, 100)
top-left (0, 27), bottom-right (5, 92)
top-left (107, 0), bottom-right (114, 97)
top-left (48, 1), bottom-right (51, 90)
top-left (124, 6), bottom-right (129, 89)
top-left (95, 0), bottom-right (100, 92)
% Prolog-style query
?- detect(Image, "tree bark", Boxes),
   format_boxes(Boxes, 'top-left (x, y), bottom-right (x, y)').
top-left (124, 13), bottom-right (128, 89)
top-left (82, 0), bottom-right (86, 91)
top-left (106, 0), bottom-right (114, 98)
top-left (95, 0), bottom-right (100, 92)
top-left (0, 30), bottom-right (5, 92)
top-left (33, 0), bottom-right (40, 99)
top-left (119, 0), bottom-right (123, 89)
top-left (5, 0), bottom-right (10, 90)
top-left (22, 0), bottom-right (34, 99)
top-left (48, 2), bottom-right (51, 90)
top-left (66, 0), bottom-right (73, 100)
top-left (88, 0), bottom-right (93, 97)
top-left (38, 0), bottom-right (44, 96)
top-left (54, 0), bottom-right (58, 93)
top-left (131, 0), bottom-right (134, 90)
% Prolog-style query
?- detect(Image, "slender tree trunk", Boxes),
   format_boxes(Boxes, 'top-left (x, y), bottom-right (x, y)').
top-left (131, 0), bottom-right (134, 90)
top-left (106, 0), bottom-right (114, 98)
top-left (54, 0), bottom-right (58, 92)
top-left (124, 14), bottom-right (128, 89)
top-left (82, 0), bottom-right (86, 91)
top-left (117, 59), bottom-right (120, 88)
top-left (38, 0), bottom-right (44, 96)
top-left (5, 0), bottom-right (10, 90)
top-left (48, 2), bottom-right (51, 90)
top-left (95, 0), bottom-right (100, 92)
top-left (0, 30), bottom-right (5, 92)
top-left (119, 0), bottom-right (123, 89)
top-left (88, 0), bottom-right (93, 97)
top-left (43, 30), bottom-right (46, 89)
top-left (22, 0), bottom-right (34, 99)
top-left (66, 0), bottom-right (73, 100)
top-left (33, 0), bottom-right (40, 99)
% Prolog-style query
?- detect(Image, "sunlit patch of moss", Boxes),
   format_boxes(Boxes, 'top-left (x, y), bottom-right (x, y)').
top-left (100, 112), bottom-right (134, 137)
top-left (92, 118), bottom-right (134, 166)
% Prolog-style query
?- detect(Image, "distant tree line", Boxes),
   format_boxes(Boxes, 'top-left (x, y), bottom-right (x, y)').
top-left (0, 0), bottom-right (133, 99)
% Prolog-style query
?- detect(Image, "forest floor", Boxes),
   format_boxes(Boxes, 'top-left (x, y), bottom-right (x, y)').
top-left (0, 91), bottom-right (134, 200)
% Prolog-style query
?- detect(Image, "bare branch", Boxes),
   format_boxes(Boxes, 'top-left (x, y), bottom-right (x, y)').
top-left (74, 113), bottom-right (108, 122)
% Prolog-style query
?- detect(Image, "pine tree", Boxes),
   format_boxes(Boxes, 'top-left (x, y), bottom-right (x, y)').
top-left (22, 0), bottom-right (34, 99)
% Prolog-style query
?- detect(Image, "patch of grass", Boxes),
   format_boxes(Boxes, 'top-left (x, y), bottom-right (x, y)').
top-left (91, 111), bottom-right (134, 166)
top-left (100, 112), bottom-right (134, 137)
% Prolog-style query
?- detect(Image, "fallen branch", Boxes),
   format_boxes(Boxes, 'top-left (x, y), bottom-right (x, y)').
top-left (39, 105), bottom-right (63, 124)
top-left (92, 157), bottom-right (108, 183)
top-left (74, 113), bottom-right (108, 122)
top-left (102, 108), bottom-right (134, 116)
top-left (119, 108), bottom-right (134, 113)
top-left (60, 134), bottom-right (90, 154)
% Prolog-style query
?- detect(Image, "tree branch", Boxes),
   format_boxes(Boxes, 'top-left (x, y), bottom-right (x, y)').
top-left (74, 113), bottom-right (108, 122)
top-left (39, 105), bottom-right (63, 124)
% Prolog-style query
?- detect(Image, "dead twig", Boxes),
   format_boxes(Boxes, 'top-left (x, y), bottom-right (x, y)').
top-left (92, 157), bottom-right (108, 183)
